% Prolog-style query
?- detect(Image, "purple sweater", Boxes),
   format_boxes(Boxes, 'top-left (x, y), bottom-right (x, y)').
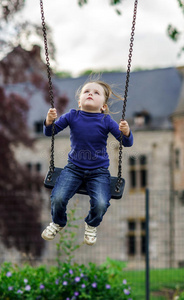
top-left (44, 109), bottom-right (133, 169)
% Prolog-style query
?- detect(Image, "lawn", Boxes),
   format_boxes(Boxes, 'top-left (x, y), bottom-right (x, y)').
top-left (122, 267), bottom-right (184, 299)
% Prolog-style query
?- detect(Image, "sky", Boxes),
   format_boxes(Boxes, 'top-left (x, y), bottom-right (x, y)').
top-left (20, 0), bottom-right (184, 76)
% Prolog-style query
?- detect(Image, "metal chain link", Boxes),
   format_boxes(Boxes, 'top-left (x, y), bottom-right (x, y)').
top-left (40, 0), bottom-right (55, 177)
top-left (116, 0), bottom-right (138, 192)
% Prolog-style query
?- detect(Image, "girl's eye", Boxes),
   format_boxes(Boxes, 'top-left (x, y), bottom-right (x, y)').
top-left (84, 90), bottom-right (89, 93)
top-left (95, 91), bottom-right (99, 95)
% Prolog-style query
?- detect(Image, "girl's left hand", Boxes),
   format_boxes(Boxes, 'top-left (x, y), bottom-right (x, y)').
top-left (119, 120), bottom-right (130, 137)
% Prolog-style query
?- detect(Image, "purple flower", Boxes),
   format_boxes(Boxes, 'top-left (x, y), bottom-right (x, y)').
top-left (81, 283), bottom-right (86, 288)
top-left (63, 281), bottom-right (68, 286)
top-left (74, 291), bottom-right (79, 296)
top-left (8, 286), bottom-right (13, 291)
top-left (17, 290), bottom-right (23, 294)
top-left (69, 269), bottom-right (73, 275)
top-left (92, 282), bottom-right (97, 288)
top-left (105, 284), bottom-right (111, 289)
top-left (123, 279), bottom-right (127, 284)
top-left (25, 285), bottom-right (31, 291)
top-left (80, 273), bottom-right (84, 277)
top-left (124, 288), bottom-right (130, 295)
top-left (55, 279), bottom-right (59, 285)
top-left (66, 298), bottom-right (70, 300)
top-left (6, 272), bottom-right (12, 277)
top-left (24, 278), bottom-right (28, 284)
top-left (40, 284), bottom-right (45, 290)
top-left (75, 276), bottom-right (80, 283)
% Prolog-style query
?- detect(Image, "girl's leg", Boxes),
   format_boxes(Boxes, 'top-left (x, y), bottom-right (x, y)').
top-left (85, 168), bottom-right (111, 227)
top-left (51, 162), bottom-right (83, 227)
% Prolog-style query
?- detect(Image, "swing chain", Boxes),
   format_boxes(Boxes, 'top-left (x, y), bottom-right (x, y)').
top-left (116, 0), bottom-right (138, 192)
top-left (40, 0), bottom-right (55, 176)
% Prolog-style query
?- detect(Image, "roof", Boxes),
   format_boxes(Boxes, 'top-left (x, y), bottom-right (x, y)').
top-left (53, 67), bottom-right (182, 130)
top-left (4, 67), bottom-right (183, 131)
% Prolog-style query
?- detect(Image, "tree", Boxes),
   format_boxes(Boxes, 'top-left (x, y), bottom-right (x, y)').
top-left (167, 0), bottom-right (184, 57)
top-left (0, 0), bottom-right (69, 257)
top-left (0, 44), bottom-right (69, 258)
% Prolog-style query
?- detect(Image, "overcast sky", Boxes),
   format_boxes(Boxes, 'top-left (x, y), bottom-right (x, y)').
top-left (21, 0), bottom-right (184, 76)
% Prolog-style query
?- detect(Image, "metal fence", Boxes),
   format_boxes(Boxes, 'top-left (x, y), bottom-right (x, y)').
top-left (0, 189), bottom-right (184, 299)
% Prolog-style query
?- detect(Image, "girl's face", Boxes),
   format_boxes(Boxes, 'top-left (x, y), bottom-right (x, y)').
top-left (78, 82), bottom-right (107, 113)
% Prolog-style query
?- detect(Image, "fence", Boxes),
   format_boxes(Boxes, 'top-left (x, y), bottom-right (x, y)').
top-left (0, 188), bottom-right (184, 299)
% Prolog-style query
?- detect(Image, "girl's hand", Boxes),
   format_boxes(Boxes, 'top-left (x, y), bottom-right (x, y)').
top-left (46, 108), bottom-right (57, 126)
top-left (119, 120), bottom-right (130, 137)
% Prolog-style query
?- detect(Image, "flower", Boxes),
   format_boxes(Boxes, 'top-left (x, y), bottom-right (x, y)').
top-left (55, 279), bottom-right (59, 285)
top-left (80, 273), bottom-right (84, 277)
top-left (124, 288), bottom-right (130, 295)
top-left (81, 284), bottom-right (86, 288)
top-left (6, 272), bottom-right (12, 277)
top-left (74, 291), bottom-right (79, 296)
top-left (8, 286), bottom-right (13, 291)
top-left (24, 279), bottom-right (28, 284)
top-left (17, 290), bottom-right (23, 294)
top-left (40, 284), bottom-right (45, 290)
top-left (25, 285), bottom-right (31, 291)
top-left (75, 276), bottom-right (80, 282)
top-left (69, 269), bottom-right (73, 275)
top-left (123, 279), bottom-right (127, 285)
top-left (63, 281), bottom-right (68, 286)
top-left (105, 284), bottom-right (111, 289)
top-left (92, 282), bottom-right (97, 288)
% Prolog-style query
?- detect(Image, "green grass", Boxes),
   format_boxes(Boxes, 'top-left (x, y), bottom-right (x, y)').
top-left (122, 268), bottom-right (184, 300)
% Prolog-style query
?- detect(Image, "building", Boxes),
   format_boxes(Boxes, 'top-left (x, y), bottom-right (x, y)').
top-left (1, 47), bottom-right (184, 268)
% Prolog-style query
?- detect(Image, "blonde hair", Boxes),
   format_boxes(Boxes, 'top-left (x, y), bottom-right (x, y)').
top-left (76, 78), bottom-right (124, 114)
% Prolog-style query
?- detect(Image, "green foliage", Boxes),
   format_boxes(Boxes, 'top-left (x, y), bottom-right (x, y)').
top-left (178, 290), bottom-right (184, 299)
top-left (55, 71), bottom-right (72, 78)
top-left (167, 0), bottom-right (184, 57)
top-left (0, 261), bottom-right (133, 300)
top-left (56, 201), bottom-right (83, 265)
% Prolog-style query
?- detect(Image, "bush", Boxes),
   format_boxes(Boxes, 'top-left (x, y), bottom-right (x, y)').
top-left (0, 261), bottom-right (133, 300)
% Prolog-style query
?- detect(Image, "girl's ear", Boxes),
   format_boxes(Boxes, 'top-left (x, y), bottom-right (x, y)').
top-left (78, 100), bottom-right (81, 108)
top-left (101, 104), bottom-right (108, 112)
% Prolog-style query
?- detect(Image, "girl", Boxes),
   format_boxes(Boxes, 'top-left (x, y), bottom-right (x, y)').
top-left (41, 80), bottom-right (133, 245)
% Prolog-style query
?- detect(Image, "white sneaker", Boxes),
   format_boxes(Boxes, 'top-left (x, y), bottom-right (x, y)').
top-left (84, 222), bottom-right (97, 245)
top-left (41, 222), bottom-right (63, 241)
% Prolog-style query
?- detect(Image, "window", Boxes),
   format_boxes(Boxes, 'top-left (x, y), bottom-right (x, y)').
top-left (34, 120), bottom-right (44, 133)
top-left (26, 162), bottom-right (42, 173)
top-left (127, 218), bottom-right (146, 257)
top-left (140, 155), bottom-right (147, 188)
top-left (134, 111), bottom-right (151, 127)
top-left (174, 148), bottom-right (180, 169)
top-left (127, 220), bottom-right (136, 255)
top-left (141, 220), bottom-right (146, 255)
top-left (129, 155), bottom-right (147, 191)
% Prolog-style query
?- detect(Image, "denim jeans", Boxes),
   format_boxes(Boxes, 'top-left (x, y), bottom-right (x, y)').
top-left (50, 161), bottom-right (111, 227)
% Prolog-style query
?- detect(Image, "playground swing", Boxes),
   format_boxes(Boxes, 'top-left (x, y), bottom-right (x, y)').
top-left (40, 0), bottom-right (138, 200)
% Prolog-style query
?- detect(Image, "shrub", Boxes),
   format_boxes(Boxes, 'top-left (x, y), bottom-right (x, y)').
top-left (0, 261), bottom-right (133, 300)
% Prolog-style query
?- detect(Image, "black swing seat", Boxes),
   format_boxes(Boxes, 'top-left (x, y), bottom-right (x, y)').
top-left (44, 167), bottom-right (125, 200)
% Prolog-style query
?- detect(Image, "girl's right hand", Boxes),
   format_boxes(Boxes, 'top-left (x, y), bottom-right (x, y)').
top-left (46, 108), bottom-right (57, 126)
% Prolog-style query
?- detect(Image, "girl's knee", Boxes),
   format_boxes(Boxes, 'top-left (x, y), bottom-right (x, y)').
top-left (96, 199), bottom-right (110, 213)
top-left (51, 194), bottom-right (66, 207)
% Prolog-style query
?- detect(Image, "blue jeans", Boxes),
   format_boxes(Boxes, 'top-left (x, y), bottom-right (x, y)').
top-left (50, 161), bottom-right (111, 227)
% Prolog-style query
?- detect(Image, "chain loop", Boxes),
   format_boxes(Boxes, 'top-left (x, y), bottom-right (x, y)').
top-left (40, 0), bottom-right (55, 176)
top-left (116, 0), bottom-right (138, 192)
